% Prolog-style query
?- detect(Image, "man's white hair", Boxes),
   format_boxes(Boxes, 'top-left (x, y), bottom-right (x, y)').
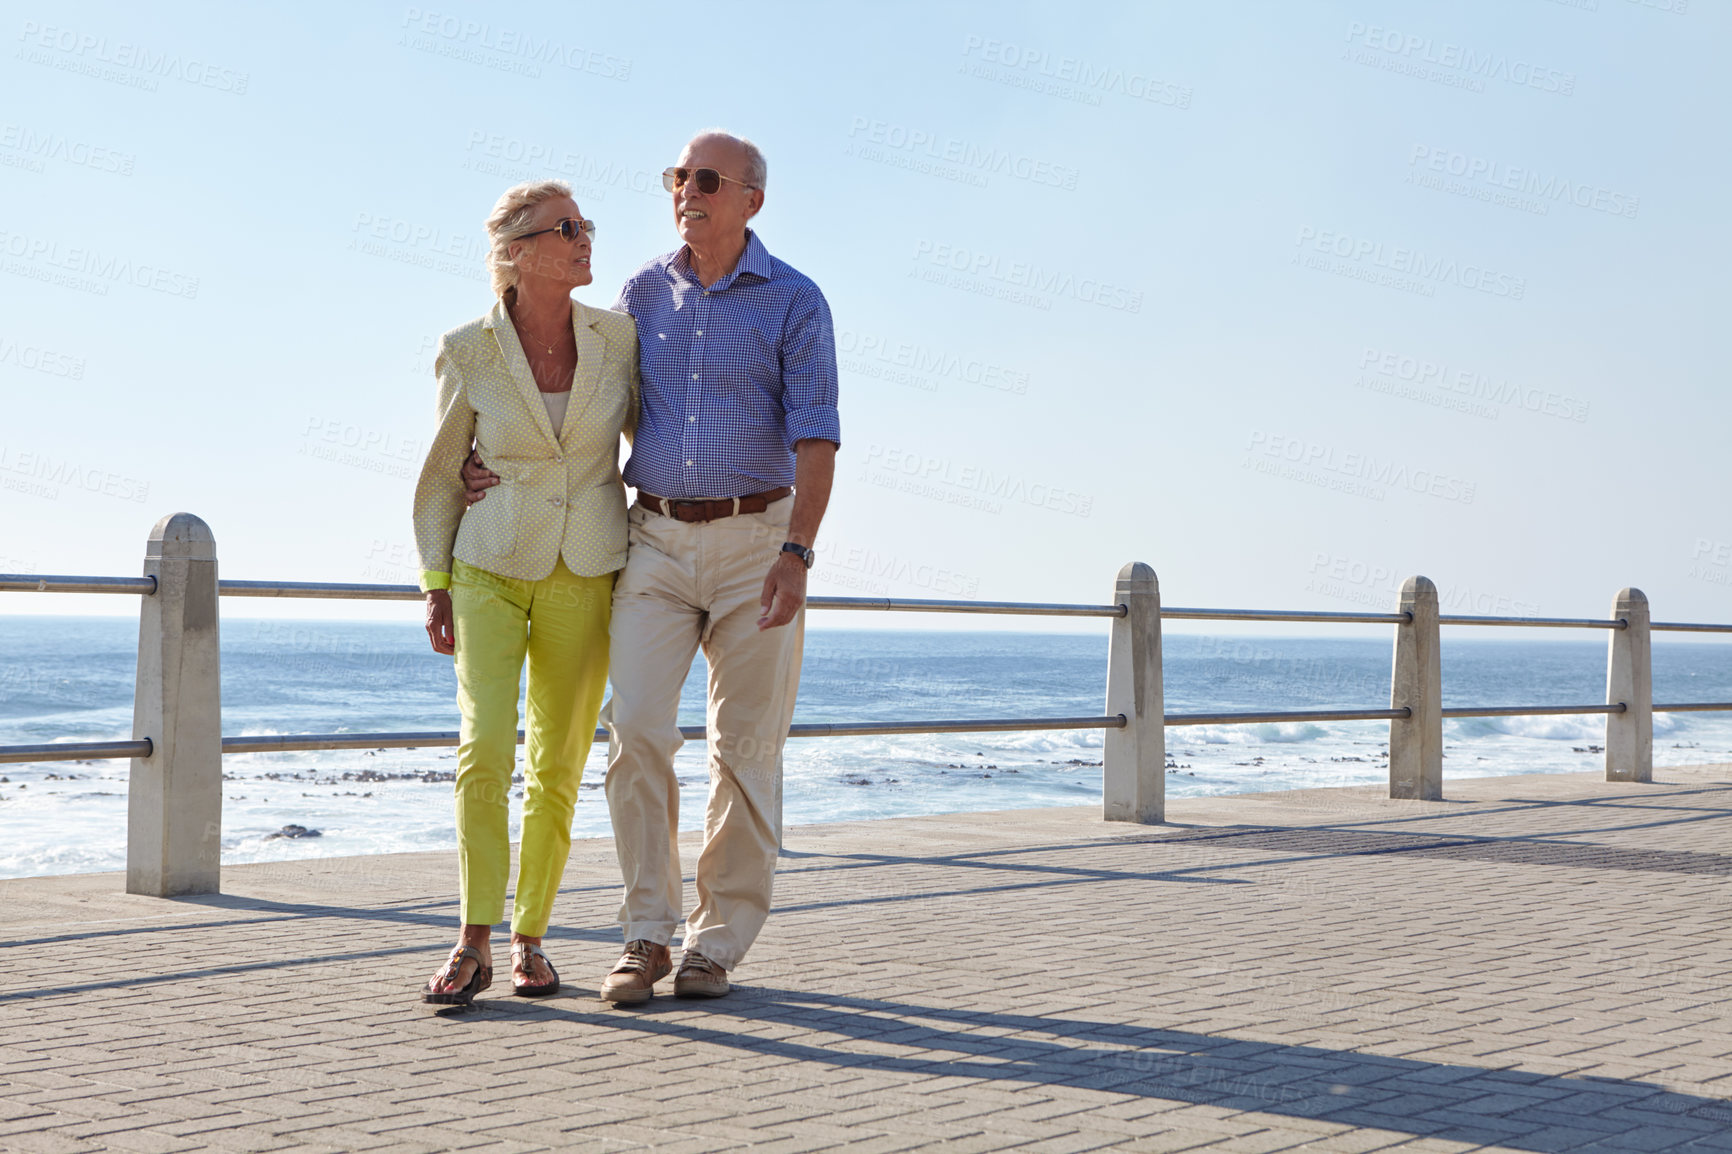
top-left (684, 129), bottom-right (767, 190)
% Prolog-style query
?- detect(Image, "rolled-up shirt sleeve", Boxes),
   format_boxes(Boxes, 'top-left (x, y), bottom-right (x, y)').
top-left (780, 282), bottom-right (841, 450)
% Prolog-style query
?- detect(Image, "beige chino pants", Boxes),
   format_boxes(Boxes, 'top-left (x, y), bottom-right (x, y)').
top-left (601, 496), bottom-right (803, 970)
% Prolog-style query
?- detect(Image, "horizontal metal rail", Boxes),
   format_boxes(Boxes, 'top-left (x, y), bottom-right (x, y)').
top-left (787, 715), bottom-right (1125, 737)
top-left (9, 571), bottom-right (1732, 635)
top-left (3, 717), bottom-right (1128, 763)
top-left (1165, 707), bottom-right (1409, 726)
top-left (220, 579), bottom-right (420, 602)
top-left (0, 574), bottom-right (156, 595)
top-left (0, 738), bottom-right (152, 765)
top-left (807, 596), bottom-right (1124, 617)
top-left (14, 699), bottom-right (1732, 764)
top-left (1163, 607), bottom-right (1410, 625)
top-left (1439, 614), bottom-right (1626, 630)
top-left (1442, 703), bottom-right (1625, 719)
top-left (222, 731), bottom-right (463, 754)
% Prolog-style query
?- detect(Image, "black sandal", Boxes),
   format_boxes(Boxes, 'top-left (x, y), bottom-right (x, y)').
top-left (512, 942), bottom-right (561, 997)
top-left (422, 945), bottom-right (493, 1005)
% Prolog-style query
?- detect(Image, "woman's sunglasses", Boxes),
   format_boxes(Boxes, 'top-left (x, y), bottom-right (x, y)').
top-left (662, 166), bottom-right (758, 195)
top-left (517, 217), bottom-right (597, 243)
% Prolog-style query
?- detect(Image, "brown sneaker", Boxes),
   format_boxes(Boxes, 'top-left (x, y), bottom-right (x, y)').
top-left (599, 939), bottom-right (671, 1004)
top-left (674, 949), bottom-right (730, 999)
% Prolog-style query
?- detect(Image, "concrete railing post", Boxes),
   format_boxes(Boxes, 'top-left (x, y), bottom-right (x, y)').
top-left (1104, 562), bottom-right (1164, 823)
top-left (127, 513), bottom-right (222, 896)
top-left (1388, 576), bottom-right (1442, 800)
top-left (1605, 587), bottom-right (1652, 783)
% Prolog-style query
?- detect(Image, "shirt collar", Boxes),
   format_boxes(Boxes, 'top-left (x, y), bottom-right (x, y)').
top-left (667, 229), bottom-right (773, 292)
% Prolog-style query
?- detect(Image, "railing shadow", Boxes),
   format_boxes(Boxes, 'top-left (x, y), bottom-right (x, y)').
top-left (457, 987), bottom-right (1732, 1151)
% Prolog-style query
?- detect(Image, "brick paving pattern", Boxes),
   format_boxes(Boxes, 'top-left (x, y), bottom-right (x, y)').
top-left (5, 766), bottom-right (1732, 1152)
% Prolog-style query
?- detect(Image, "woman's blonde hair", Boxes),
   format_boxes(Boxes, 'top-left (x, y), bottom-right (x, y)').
top-left (484, 179), bottom-right (572, 297)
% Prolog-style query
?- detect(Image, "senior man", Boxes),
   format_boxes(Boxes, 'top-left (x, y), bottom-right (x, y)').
top-left (464, 130), bottom-right (839, 1001)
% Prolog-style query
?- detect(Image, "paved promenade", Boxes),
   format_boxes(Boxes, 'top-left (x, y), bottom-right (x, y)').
top-left (6, 766), bottom-right (1732, 1153)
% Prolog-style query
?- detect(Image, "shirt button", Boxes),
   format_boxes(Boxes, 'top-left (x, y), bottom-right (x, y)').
top-left (695, 330), bottom-right (704, 336)
top-left (688, 415), bottom-right (697, 423)
top-left (690, 373), bottom-right (699, 380)
top-left (685, 460), bottom-right (694, 467)
top-left (551, 497), bottom-right (563, 507)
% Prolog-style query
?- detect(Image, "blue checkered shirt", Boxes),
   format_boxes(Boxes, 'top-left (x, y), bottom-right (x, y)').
top-left (615, 231), bottom-right (841, 499)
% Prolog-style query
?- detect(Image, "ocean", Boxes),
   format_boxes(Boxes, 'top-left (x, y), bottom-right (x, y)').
top-left (3, 616), bottom-right (1731, 879)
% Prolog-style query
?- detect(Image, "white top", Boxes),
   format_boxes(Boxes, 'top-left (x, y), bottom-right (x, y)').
top-left (541, 389), bottom-right (571, 438)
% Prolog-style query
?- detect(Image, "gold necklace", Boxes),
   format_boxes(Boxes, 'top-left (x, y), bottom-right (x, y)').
top-left (513, 310), bottom-right (567, 356)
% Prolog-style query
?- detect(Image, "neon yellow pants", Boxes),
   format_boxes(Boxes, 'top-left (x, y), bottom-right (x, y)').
top-left (451, 557), bottom-right (614, 935)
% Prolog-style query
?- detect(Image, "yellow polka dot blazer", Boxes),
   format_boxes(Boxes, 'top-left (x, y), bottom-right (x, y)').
top-left (413, 297), bottom-right (638, 590)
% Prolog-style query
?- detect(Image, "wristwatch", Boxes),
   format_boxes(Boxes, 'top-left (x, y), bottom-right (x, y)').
top-left (781, 542), bottom-right (815, 569)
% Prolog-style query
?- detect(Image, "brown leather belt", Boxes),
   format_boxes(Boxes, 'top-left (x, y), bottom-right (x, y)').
top-left (636, 487), bottom-right (791, 523)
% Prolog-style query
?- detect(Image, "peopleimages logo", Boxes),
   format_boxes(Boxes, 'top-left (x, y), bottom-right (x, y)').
top-left (1690, 538), bottom-right (1732, 588)
top-left (958, 35), bottom-right (1192, 109)
top-left (1294, 227), bottom-right (1525, 300)
top-left (0, 230), bottom-right (199, 299)
top-left (0, 123), bottom-right (135, 175)
top-left (846, 117), bottom-right (1080, 190)
top-left (0, 335), bottom-right (86, 379)
top-left (837, 329), bottom-right (1029, 396)
top-left (815, 540), bottom-right (981, 599)
top-left (862, 443), bottom-right (1094, 517)
top-left (399, 8), bottom-right (631, 80)
top-left (1408, 146), bottom-right (1639, 219)
top-left (1343, 21), bottom-right (1575, 95)
top-left (911, 240), bottom-right (1142, 313)
top-left (1357, 347), bottom-right (1589, 423)
top-left (463, 132), bottom-right (660, 199)
top-left (0, 443), bottom-right (149, 503)
top-left (1307, 551), bottom-right (1539, 616)
top-left (1245, 431), bottom-right (1477, 505)
top-left (16, 21), bottom-right (250, 94)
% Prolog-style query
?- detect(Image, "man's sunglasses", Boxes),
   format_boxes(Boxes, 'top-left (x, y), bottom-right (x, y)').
top-left (517, 217), bottom-right (597, 243)
top-left (662, 166), bottom-right (758, 194)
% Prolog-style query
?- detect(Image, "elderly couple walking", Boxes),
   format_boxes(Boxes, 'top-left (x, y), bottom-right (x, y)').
top-left (411, 130), bottom-right (840, 1005)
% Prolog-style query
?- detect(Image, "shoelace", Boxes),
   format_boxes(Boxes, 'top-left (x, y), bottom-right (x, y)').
top-left (681, 951), bottom-right (720, 975)
top-left (613, 940), bottom-right (658, 974)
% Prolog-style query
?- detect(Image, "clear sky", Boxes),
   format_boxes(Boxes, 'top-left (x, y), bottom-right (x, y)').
top-left (2, 0), bottom-right (1726, 635)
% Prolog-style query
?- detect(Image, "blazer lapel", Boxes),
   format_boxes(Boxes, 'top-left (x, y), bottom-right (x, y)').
top-left (560, 302), bottom-right (607, 443)
top-left (484, 299), bottom-right (560, 450)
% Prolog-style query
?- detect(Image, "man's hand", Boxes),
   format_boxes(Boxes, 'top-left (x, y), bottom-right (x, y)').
top-left (425, 590), bottom-right (455, 655)
top-left (758, 552), bottom-right (807, 630)
top-left (461, 450), bottom-right (499, 507)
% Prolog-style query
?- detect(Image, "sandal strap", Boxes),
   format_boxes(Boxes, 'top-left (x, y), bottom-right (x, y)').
top-left (512, 942), bottom-right (549, 962)
top-left (433, 944), bottom-right (489, 987)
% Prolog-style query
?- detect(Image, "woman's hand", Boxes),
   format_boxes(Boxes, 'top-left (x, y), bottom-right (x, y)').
top-left (425, 590), bottom-right (455, 655)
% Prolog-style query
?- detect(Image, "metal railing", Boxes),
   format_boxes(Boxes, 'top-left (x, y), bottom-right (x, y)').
top-left (4, 513), bottom-right (1730, 895)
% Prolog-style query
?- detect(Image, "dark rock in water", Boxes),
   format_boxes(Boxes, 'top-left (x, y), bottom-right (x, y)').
top-left (265, 824), bottom-right (322, 840)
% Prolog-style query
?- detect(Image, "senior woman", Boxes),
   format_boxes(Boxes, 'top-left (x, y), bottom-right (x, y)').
top-left (413, 180), bottom-right (637, 1004)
